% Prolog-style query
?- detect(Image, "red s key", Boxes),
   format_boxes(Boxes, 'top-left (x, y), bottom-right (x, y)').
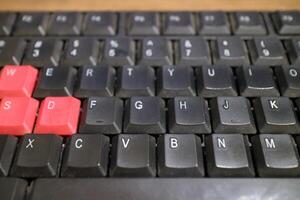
top-left (0, 97), bottom-right (39, 135)
top-left (0, 65), bottom-right (38, 97)
top-left (35, 97), bottom-right (81, 135)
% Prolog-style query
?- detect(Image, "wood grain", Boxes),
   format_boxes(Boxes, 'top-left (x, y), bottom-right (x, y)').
top-left (0, 0), bottom-right (299, 11)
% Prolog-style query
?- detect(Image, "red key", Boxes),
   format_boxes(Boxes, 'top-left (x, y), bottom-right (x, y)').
top-left (0, 65), bottom-right (38, 97)
top-left (35, 97), bottom-right (81, 135)
top-left (0, 97), bottom-right (39, 135)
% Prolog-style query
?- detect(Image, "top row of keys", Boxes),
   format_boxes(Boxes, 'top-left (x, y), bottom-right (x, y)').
top-left (0, 11), bottom-right (299, 36)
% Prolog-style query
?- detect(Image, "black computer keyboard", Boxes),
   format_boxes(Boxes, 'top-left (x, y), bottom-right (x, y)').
top-left (1, 11), bottom-right (300, 200)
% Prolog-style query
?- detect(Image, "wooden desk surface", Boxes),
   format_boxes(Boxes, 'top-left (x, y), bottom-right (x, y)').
top-left (0, 0), bottom-right (299, 11)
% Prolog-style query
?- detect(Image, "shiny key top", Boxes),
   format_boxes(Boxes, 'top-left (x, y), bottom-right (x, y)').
top-left (254, 97), bottom-right (300, 134)
top-left (127, 12), bottom-right (160, 35)
top-left (0, 65), bottom-right (38, 97)
top-left (11, 134), bottom-right (63, 178)
top-left (213, 37), bottom-right (249, 66)
top-left (63, 38), bottom-right (100, 67)
top-left (22, 39), bottom-right (63, 67)
top-left (61, 134), bottom-right (110, 177)
top-left (0, 135), bottom-right (17, 176)
top-left (196, 65), bottom-right (237, 97)
top-left (232, 12), bottom-right (266, 35)
top-left (14, 13), bottom-right (48, 36)
top-left (237, 65), bottom-right (279, 97)
top-left (273, 11), bottom-right (300, 35)
top-left (34, 97), bottom-right (81, 135)
top-left (48, 12), bottom-right (82, 35)
top-left (206, 134), bottom-right (255, 177)
top-left (168, 97), bottom-right (211, 134)
top-left (124, 97), bottom-right (166, 134)
top-left (83, 12), bottom-right (117, 35)
top-left (252, 134), bottom-right (300, 177)
top-left (158, 134), bottom-right (204, 177)
top-left (103, 38), bottom-right (135, 66)
top-left (249, 36), bottom-right (287, 66)
top-left (163, 12), bottom-right (196, 35)
top-left (198, 12), bottom-right (230, 35)
top-left (33, 67), bottom-right (77, 97)
top-left (139, 38), bottom-right (172, 66)
top-left (175, 37), bottom-right (211, 65)
top-left (0, 38), bottom-right (26, 66)
top-left (210, 97), bottom-right (256, 134)
top-left (79, 97), bottom-right (123, 134)
top-left (0, 13), bottom-right (16, 36)
top-left (0, 97), bottom-right (39, 135)
top-left (110, 134), bottom-right (156, 177)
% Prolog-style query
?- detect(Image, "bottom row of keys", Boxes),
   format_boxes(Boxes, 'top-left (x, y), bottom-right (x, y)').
top-left (1, 134), bottom-right (300, 177)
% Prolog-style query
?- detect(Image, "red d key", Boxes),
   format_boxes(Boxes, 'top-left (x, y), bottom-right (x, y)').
top-left (35, 97), bottom-right (81, 135)
top-left (0, 65), bottom-right (38, 97)
top-left (0, 97), bottom-right (39, 135)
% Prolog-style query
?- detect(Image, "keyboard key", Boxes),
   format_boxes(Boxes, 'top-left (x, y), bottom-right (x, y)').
top-left (33, 67), bottom-right (77, 97)
top-left (0, 97), bottom-right (39, 135)
top-left (206, 134), bottom-right (254, 177)
top-left (63, 38), bottom-right (100, 66)
top-left (232, 12), bottom-right (266, 35)
top-left (0, 38), bottom-right (26, 66)
top-left (83, 12), bottom-right (117, 35)
top-left (198, 12), bottom-right (230, 35)
top-left (22, 39), bottom-right (63, 67)
top-left (124, 97), bottom-right (165, 134)
top-left (213, 37), bottom-right (249, 66)
top-left (127, 12), bottom-right (160, 35)
top-left (11, 134), bottom-right (63, 178)
top-left (210, 97), bottom-right (256, 134)
top-left (158, 134), bottom-right (204, 177)
top-left (163, 12), bottom-right (196, 35)
top-left (237, 65), bottom-right (279, 97)
top-left (103, 38), bottom-right (135, 66)
top-left (139, 38), bottom-right (172, 66)
top-left (116, 65), bottom-right (155, 97)
top-left (34, 97), bottom-right (81, 135)
top-left (29, 178), bottom-right (300, 200)
top-left (74, 66), bottom-right (115, 98)
top-left (48, 12), bottom-right (82, 35)
top-left (175, 37), bottom-right (211, 65)
top-left (168, 97), bottom-right (211, 133)
top-left (196, 65), bottom-right (237, 97)
top-left (157, 65), bottom-right (195, 97)
top-left (273, 11), bottom-right (300, 34)
top-left (0, 13), bottom-right (16, 35)
top-left (61, 134), bottom-right (109, 177)
top-left (285, 37), bottom-right (300, 65)
top-left (79, 97), bottom-right (123, 134)
top-left (110, 134), bottom-right (156, 177)
top-left (254, 97), bottom-right (300, 133)
top-left (249, 36), bottom-right (286, 66)
top-left (0, 135), bottom-right (17, 176)
top-left (14, 13), bottom-right (48, 36)
top-left (0, 178), bottom-right (27, 200)
top-left (275, 65), bottom-right (300, 97)
top-left (0, 65), bottom-right (38, 97)
top-left (252, 134), bottom-right (300, 177)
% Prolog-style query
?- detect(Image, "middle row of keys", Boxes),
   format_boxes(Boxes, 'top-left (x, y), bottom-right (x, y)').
top-left (0, 95), bottom-right (300, 135)
top-left (1, 65), bottom-right (300, 98)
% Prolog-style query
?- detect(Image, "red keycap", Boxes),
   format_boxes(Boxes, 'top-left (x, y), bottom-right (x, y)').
top-left (35, 97), bottom-right (81, 135)
top-left (0, 65), bottom-right (38, 97)
top-left (0, 97), bottom-right (39, 135)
